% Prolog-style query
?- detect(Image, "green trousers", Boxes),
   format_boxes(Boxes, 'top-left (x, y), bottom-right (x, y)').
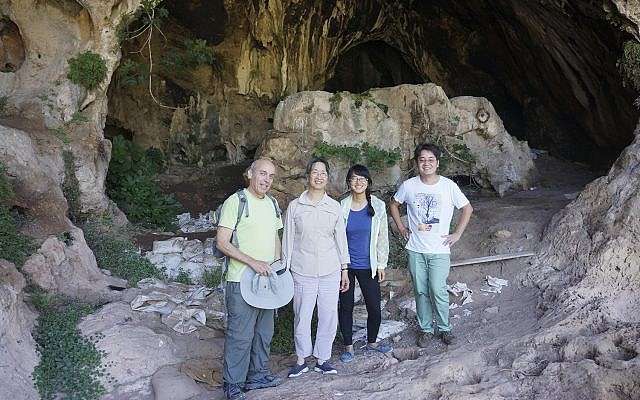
top-left (407, 250), bottom-right (451, 333)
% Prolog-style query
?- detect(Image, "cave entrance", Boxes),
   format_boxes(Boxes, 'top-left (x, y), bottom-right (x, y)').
top-left (324, 41), bottom-right (422, 94)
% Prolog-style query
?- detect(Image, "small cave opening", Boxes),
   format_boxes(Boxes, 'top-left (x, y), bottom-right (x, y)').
top-left (324, 40), bottom-right (423, 93)
top-left (0, 18), bottom-right (25, 73)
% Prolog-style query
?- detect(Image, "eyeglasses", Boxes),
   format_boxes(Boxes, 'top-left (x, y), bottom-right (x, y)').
top-left (349, 177), bottom-right (368, 184)
top-left (310, 171), bottom-right (328, 177)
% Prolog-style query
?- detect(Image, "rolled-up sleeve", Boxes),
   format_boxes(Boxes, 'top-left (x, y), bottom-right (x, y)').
top-left (334, 207), bottom-right (351, 266)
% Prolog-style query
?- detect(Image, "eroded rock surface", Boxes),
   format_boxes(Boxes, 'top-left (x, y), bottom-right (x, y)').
top-left (0, 260), bottom-right (39, 400)
top-left (260, 84), bottom-right (536, 199)
top-left (79, 302), bottom-right (183, 398)
top-left (22, 226), bottom-right (127, 301)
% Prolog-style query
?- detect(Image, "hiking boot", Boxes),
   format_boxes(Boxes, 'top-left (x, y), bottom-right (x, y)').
top-left (439, 331), bottom-right (455, 345)
top-left (365, 342), bottom-right (393, 354)
top-left (223, 383), bottom-right (246, 400)
top-left (314, 361), bottom-right (337, 374)
top-left (417, 331), bottom-right (434, 348)
top-left (244, 374), bottom-right (283, 391)
top-left (288, 362), bottom-right (309, 378)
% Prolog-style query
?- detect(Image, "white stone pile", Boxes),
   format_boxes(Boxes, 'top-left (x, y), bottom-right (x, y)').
top-left (176, 211), bottom-right (217, 233)
top-left (145, 237), bottom-right (222, 282)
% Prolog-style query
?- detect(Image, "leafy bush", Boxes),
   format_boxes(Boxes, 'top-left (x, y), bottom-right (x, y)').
top-left (83, 219), bottom-right (165, 286)
top-left (161, 38), bottom-right (216, 76)
top-left (31, 295), bottom-right (107, 400)
top-left (271, 303), bottom-right (296, 354)
top-left (0, 161), bottom-right (12, 203)
top-left (0, 162), bottom-right (34, 265)
top-left (175, 268), bottom-right (192, 285)
top-left (115, 59), bottom-right (148, 88)
top-left (67, 51), bottom-right (107, 91)
top-left (201, 268), bottom-right (223, 288)
top-left (361, 142), bottom-right (402, 170)
top-left (106, 136), bottom-right (181, 230)
top-left (312, 141), bottom-right (401, 171)
top-left (0, 207), bottom-right (35, 265)
top-left (313, 141), bottom-right (361, 164)
top-left (184, 39), bottom-right (216, 66)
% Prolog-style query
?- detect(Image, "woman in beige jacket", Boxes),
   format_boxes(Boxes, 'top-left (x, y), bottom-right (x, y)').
top-left (282, 157), bottom-right (350, 377)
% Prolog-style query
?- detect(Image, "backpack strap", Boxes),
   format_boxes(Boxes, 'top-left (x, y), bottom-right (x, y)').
top-left (221, 189), bottom-right (249, 286)
top-left (267, 194), bottom-right (281, 219)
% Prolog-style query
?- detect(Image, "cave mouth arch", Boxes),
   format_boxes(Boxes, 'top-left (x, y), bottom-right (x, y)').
top-left (324, 41), bottom-right (422, 94)
top-left (319, 2), bottom-right (639, 170)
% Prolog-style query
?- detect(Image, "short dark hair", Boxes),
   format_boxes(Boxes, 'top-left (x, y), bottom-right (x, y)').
top-left (414, 143), bottom-right (442, 161)
top-left (306, 157), bottom-right (330, 176)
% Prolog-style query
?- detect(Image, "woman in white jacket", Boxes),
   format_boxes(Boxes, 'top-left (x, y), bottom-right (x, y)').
top-left (338, 164), bottom-right (392, 363)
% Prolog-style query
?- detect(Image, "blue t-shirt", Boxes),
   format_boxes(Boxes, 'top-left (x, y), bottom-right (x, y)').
top-left (346, 207), bottom-right (372, 269)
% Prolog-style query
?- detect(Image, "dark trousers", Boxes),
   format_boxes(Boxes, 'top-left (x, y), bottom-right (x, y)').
top-left (223, 282), bottom-right (274, 385)
top-left (338, 269), bottom-right (382, 345)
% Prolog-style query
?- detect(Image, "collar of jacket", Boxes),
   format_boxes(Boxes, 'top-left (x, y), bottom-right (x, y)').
top-left (297, 190), bottom-right (333, 207)
top-left (340, 194), bottom-right (384, 219)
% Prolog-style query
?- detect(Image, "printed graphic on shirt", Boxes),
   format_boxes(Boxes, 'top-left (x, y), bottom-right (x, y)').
top-left (414, 193), bottom-right (441, 232)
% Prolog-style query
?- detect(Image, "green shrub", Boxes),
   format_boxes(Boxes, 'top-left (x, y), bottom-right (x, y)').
top-left (361, 142), bottom-right (401, 170)
top-left (83, 219), bottom-right (165, 286)
top-left (201, 268), bottom-right (223, 288)
top-left (312, 141), bottom-right (401, 171)
top-left (31, 295), bottom-right (106, 400)
top-left (107, 136), bottom-right (180, 230)
top-left (0, 161), bottom-right (12, 203)
top-left (271, 303), bottom-right (295, 354)
top-left (161, 38), bottom-right (216, 76)
top-left (0, 162), bottom-right (35, 265)
top-left (175, 268), bottom-right (192, 285)
top-left (0, 207), bottom-right (35, 265)
top-left (313, 141), bottom-right (361, 164)
top-left (67, 51), bottom-right (107, 91)
top-left (116, 59), bottom-right (148, 88)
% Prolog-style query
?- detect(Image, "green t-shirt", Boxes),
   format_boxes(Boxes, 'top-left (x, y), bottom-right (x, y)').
top-left (218, 189), bottom-right (283, 282)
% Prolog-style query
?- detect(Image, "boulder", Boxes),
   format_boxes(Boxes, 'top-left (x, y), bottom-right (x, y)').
top-left (0, 260), bottom-right (39, 400)
top-left (78, 302), bottom-right (183, 394)
top-left (259, 84), bottom-right (536, 199)
top-left (21, 226), bottom-right (127, 301)
top-left (0, 125), bottom-right (69, 235)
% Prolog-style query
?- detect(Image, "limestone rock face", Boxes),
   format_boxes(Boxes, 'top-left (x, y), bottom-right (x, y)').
top-left (0, 0), bottom-right (140, 217)
top-left (0, 124), bottom-right (68, 234)
top-left (22, 226), bottom-right (127, 301)
top-left (525, 124), bottom-right (640, 326)
top-left (260, 84), bottom-right (536, 199)
top-left (0, 260), bottom-right (39, 400)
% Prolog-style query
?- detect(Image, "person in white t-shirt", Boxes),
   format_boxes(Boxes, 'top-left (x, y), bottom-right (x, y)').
top-left (389, 143), bottom-right (473, 347)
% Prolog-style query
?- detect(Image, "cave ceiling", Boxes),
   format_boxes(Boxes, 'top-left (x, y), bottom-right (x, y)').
top-left (110, 0), bottom-right (638, 167)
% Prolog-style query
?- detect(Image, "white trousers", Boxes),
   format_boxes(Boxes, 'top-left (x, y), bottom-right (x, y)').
top-left (292, 270), bottom-right (340, 361)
